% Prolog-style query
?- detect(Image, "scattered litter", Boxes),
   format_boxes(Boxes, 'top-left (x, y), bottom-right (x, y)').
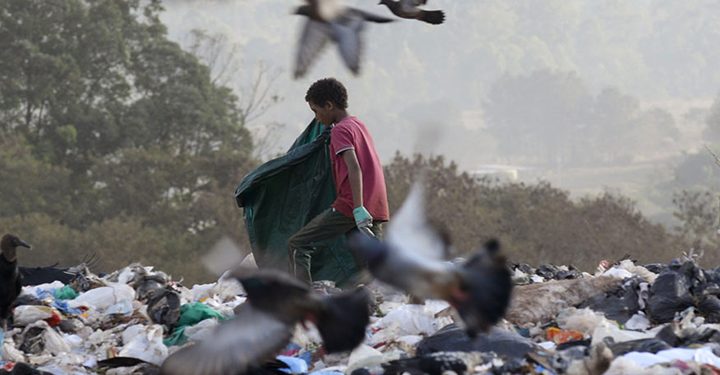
top-left (3, 257), bottom-right (720, 374)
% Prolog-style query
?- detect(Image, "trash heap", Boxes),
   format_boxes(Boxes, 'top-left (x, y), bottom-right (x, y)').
top-left (3, 257), bottom-right (720, 374)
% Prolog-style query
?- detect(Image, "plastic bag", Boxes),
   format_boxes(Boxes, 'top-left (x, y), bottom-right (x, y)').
top-left (578, 278), bottom-right (642, 324)
top-left (1, 332), bottom-right (26, 363)
top-left (545, 327), bottom-right (584, 344)
top-left (276, 355), bottom-right (309, 374)
top-left (590, 321), bottom-right (653, 346)
top-left (105, 300), bottom-right (133, 316)
top-left (21, 321), bottom-right (72, 355)
top-left (698, 295), bottom-right (720, 323)
top-left (556, 308), bottom-right (609, 336)
top-left (52, 285), bottom-right (78, 301)
top-left (346, 345), bottom-right (384, 373)
top-left (183, 318), bottom-right (218, 342)
top-left (625, 313), bottom-right (651, 331)
top-left (118, 325), bottom-right (168, 366)
top-left (646, 270), bottom-right (694, 323)
top-left (69, 283), bottom-right (135, 311)
top-left (375, 304), bottom-right (436, 336)
top-left (416, 324), bottom-right (536, 358)
top-left (607, 337), bottom-right (671, 356)
top-left (12, 306), bottom-right (54, 327)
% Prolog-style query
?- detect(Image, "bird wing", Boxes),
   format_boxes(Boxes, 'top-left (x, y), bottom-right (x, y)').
top-left (347, 180), bottom-right (454, 300)
top-left (386, 182), bottom-right (449, 263)
top-left (15, 271), bottom-right (22, 297)
top-left (349, 7), bottom-right (395, 23)
top-left (295, 19), bottom-right (332, 78)
top-left (159, 305), bottom-right (292, 375)
top-left (399, 0), bottom-right (421, 14)
top-left (331, 17), bottom-right (363, 75)
top-left (418, 9), bottom-right (445, 25)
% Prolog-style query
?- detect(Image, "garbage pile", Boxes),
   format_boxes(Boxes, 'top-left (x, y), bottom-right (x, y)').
top-left (3, 257), bottom-right (720, 374)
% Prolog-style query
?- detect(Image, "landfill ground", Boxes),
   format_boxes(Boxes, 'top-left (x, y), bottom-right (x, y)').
top-left (3, 257), bottom-right (720, 375)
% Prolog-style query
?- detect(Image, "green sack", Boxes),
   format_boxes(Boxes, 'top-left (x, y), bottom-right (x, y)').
top-left (53, 285), bottom-right (78, 300)
top-left (164, 302), bottom-right (226, 346)
top-left (235, 120), bottom-right (358, 286)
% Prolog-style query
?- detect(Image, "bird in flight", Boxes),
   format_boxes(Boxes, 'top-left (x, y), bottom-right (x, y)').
top-left (160, 267), bottom-right (371, 375)
top-left (294, 0), bottom-right (394, 78)
top-left (378, 0), bottom-right (445, 25)
top-left (349, 182), bottom-right (513, 335)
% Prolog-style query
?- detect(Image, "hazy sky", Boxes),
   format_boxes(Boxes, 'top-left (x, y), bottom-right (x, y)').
top-left (159, 0), bottom-right (720, 221)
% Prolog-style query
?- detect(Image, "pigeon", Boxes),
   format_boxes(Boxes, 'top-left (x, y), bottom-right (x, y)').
top-left (0, 234), bottom-right (31, 331)
top-left (378, 0), bottom-right (445, 25)
top-left (294, 0), bottom-right (394, 78)
top-left (160, 267), bottom-right (371, 375)
top-left (348, 183), bottom-right (513, 335)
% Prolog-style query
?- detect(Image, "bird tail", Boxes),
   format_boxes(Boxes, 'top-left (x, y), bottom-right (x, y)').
top-left (420, 10), bottom-right (445, 25)
top-left (316, 288), bottom-right (372, 353)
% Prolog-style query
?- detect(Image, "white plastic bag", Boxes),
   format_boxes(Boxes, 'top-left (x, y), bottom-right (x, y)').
top-left (346, 345), bottom-right (384, 373)
top-left (184, 318), bottom-right (219, 342)
top-left (591, 321), bottom-right (654, 346)
top-left (1, 332), bottom-right (26, 362)
top-left (13, 305), bottom-right (54, 326)
top-left (557, 307), bottom-right (609, 336)
top-left (375, 304), bottom-right (436, 336)
top-left (106, 299), bottom-right (134, 316)
top-left (625, 313), bottom-right (651, 331)
top-left (118, 324), bottom-right (168, 366)
top-left (69, 283), bottom-right (135, 311)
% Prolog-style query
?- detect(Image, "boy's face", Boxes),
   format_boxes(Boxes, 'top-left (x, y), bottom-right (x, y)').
top-left (308, 100), bottom-right (334, 126)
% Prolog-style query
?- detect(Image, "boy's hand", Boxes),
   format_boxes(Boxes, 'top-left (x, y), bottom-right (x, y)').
top-left (353, 206), bottom-right (373, 229)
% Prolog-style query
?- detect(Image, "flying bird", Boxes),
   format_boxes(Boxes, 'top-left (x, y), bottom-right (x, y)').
top-left (160, 267), bottom-right (371, 375)
top-left (294, 0), bottom-right (394, 78)
top-left (378, 0), bottom-right (445, 25)
top-left (348, 183), bottom-right (513, 335)
top-left (0, 234), bottom-right (31, 331)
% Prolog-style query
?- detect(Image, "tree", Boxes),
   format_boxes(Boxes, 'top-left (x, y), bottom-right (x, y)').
top-left (183, 29), bottom-right (283, 161)
top-left (383, 153), bottom-right (683, 271)
top-left (673, 190), bottom-right (720, 259)
top-left (0, 0), bottom-right (256, 283)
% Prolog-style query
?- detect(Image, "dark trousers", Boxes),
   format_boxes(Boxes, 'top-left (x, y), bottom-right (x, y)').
top-left (288, 208), bottom-right (384, 283)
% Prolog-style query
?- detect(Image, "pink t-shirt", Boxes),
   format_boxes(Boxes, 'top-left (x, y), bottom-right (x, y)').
top-left (329, 116), bottom-right (389, 221)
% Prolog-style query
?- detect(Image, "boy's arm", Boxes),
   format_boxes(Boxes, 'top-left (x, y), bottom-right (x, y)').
top-left (342, 149), bottom-right (373, 227)
top-left (342, 149), bottom-right (363, 209)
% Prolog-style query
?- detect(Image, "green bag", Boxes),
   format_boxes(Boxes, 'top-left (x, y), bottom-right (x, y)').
top-left (53, 285), bottom-right (78, 300)
top-left (164, 302), bottom-right (226, 346)
top-left (235, 120), bottom-right (358, 285)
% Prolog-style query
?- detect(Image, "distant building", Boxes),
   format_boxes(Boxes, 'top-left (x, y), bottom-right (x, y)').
top-left (469, 165), bottom-right (527, 182)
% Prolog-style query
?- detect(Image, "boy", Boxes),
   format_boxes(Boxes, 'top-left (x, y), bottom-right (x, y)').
top-left (288, 78), bottom-right (389, 283)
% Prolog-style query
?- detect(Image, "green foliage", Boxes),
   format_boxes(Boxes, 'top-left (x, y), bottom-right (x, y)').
top-left (0, 0), bottom-right (254, 284)
top-left (385, 153), bottom-right (685, 271)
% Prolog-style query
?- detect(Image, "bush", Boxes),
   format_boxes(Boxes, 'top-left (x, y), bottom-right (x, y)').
top-left (384, 153), bottom-right (685, 271)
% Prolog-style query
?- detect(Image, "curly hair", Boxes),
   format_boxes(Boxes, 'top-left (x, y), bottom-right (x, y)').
top-left (305, 78), bottom-right (348, 109)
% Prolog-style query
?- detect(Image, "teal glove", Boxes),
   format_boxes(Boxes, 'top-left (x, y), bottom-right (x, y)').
top-left (353, 206), bottom-right (373, 229)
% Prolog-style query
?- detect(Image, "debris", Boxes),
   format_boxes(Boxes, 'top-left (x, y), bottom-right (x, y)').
top-left (1, 256), bottom-right (719, 374)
